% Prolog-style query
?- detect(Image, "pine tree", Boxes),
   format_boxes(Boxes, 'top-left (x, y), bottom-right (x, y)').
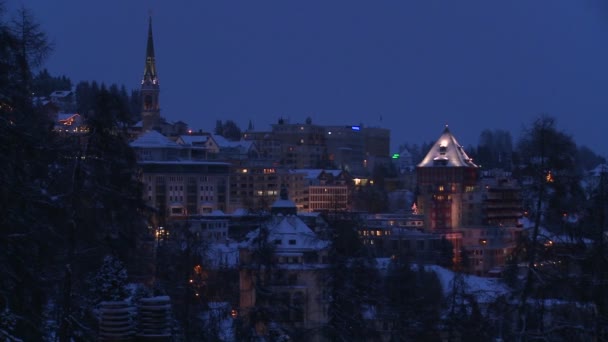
top-left (92, 255), bottom-right (129, 302)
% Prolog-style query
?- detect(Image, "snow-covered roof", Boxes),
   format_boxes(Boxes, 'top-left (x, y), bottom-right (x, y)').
top-left (231, 208), bottom-right (249, 216)
top-left (50, 90), bottom-right (73, 98)
top-left (139, 160), bottom-right (230, 166)
top-left (130, 130), bottom-right (181, 149)
top-left (179, 135), bottom-right (209, 145)
top-left (589, 164), bottom-right (608, 177)
top-left (212, 134), bottom-right (254, 150)
top-left (57, 113), bottom-right (80, 121)
top-left (243, 215), bottom-right (329, 252)
top-left (269, 216), bottom-right (330, 251)
top-left (425, 264), bottom-right (508, 303)
top-left (296, 169), bottom-right (343, 180)
top-left (418, 125), bottom-right (478, 168)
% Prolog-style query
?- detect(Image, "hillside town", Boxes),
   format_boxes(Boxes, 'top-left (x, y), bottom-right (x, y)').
top-left (3, 11), bottom-right (608, 342)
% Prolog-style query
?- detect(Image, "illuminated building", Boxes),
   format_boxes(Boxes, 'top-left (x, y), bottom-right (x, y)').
top-left (416, 126), bottom-right (523, 275)
top-left (300, 169), bottom-right (352, 212)
top-left (239, 192), bottom-right (330, 339)
top-left (268, 118), bottom-right (329, 169)
top-left (416, 125), bottom-right (479, 231)
top-left (228, 166), bottom-right (306, 213)
top-left (131, 131), bottom-right (231, 219)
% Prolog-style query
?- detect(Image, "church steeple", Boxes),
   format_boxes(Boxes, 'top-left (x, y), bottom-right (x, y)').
top-left (142, 17), bottom-right (157, 84)
top-left (141, 16), bottom-right (160, 131)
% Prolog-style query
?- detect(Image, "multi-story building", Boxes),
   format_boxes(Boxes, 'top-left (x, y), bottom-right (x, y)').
top-left (242, 130), bottom-right (282, 165)
top-left (323, 125), bottom-right (391, 176)
top-left (140, 162), bottom-right (231, 219)
top-left (416, 126), bottom-right (523, 275)
top-left (239, 195), bottom-right (330, 340)
top-left (299, 169), bottom-right (352, 212)
top-left (416, 125), bottom-right (479, 232)
top-left (479, 169), bottom-right (523, 228)
top-left (323, 125), bottom-right (366, 174)
top-left (131, 130), bottom-right (189, 161)
top-left (269, 118), bottom-right (329, 169)
top-left (243, 120), bottom-right (390, 175)
top-left (228, 166), bottom-right (306, 213)
top-left (131, 131), bottom-right (231, 220)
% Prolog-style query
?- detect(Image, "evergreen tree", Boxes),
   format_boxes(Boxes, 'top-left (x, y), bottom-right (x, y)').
top-left (0, 5), bottom-right (58, 340)
top-left (214, 119), bottom-right (243, 141)
top-left (384, 258), bottom-right (443, 341)
top-left (91, 255), bottom-right (129, 302)
top-left (324, 216), bottom-right (381, 341)
top-left (31, 68), bottom-right (72, 97)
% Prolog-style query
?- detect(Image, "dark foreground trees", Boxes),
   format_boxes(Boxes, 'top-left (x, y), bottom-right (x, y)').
top-left (0, 6), bottom-right (150, 340)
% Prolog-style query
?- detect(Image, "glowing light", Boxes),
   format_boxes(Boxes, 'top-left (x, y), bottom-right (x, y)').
top-left (439, 140), bottom-right (448, 147)
top-left (392, 153), bottom-right (399, 159)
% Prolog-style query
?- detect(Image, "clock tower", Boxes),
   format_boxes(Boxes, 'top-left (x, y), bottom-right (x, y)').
top-left (141, 16), bottom-right (160, 131)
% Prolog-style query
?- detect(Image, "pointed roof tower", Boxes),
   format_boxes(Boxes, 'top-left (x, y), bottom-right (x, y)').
top-left (142, 16), bottom-right (158, 85)
top-left (141, 15), bottom-right (161, 131)
top-left (418, 125), bottom-right (478, 168)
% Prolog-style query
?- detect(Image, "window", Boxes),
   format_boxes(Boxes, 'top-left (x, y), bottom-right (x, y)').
top-left (274, 239), bottom-right (282, 245)
top-left (289, 239), bottom-right (296, 245)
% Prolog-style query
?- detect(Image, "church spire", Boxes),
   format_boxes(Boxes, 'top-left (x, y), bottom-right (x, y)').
top-left (141, 16), bottom-right (160, 131)
top-left (142, 16), bottom-right (158, 84)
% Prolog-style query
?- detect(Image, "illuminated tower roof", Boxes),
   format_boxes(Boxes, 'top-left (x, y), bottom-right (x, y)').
top-left (142, 16), bottom-right (158, 85)
top-left (418, 125), bottom-right (478, 168)
top-left (141, 16), bottom-right (160, 131)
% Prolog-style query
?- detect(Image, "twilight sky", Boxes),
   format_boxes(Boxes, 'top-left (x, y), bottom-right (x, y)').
top-left (14, 0), bottom-right (608, 157)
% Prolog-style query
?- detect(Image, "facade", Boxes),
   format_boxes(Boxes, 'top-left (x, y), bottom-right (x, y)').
top-left (181, 213), bottom-right (230, 243)
top-left (54, 113), bottom-right (87, 134)
top-left (140, 161), bottom-right (231, 219)
top-left (479, 169), bottom-right (523, 228)
top-left (228, 166), bottom-right (307, 213)
top-left (269, 119), bottom-right (329, 169)
top-left (242, 130), bottom-right (282, 165)
top-left (131, 131), bottom-right (231, 220)
top-left (239, 196), bottom-right (330, 339)
top-left (323, 125), bottom-right (391, 176)
top-left (416, 126), bottom-right (523, 275)
top-left (131, 130), bottom-right (188, 161)
top-left (300, 169), bottom-right (352, 212)
top-left (324, 125), bottom-right (366, 174)
top-left (416, 125), bottom-right (479, 231)
top-left (461, 225), bottom-right (521, 276)
top-left (176, 134), bottom-right (220, 160)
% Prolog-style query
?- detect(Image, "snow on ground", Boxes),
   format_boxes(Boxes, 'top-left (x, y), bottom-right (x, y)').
top-left (424, 264), bottom-right (509, 303)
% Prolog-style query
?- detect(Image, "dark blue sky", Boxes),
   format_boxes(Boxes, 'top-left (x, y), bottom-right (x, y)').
top-left (16, 0), bottom-right (608, 156)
